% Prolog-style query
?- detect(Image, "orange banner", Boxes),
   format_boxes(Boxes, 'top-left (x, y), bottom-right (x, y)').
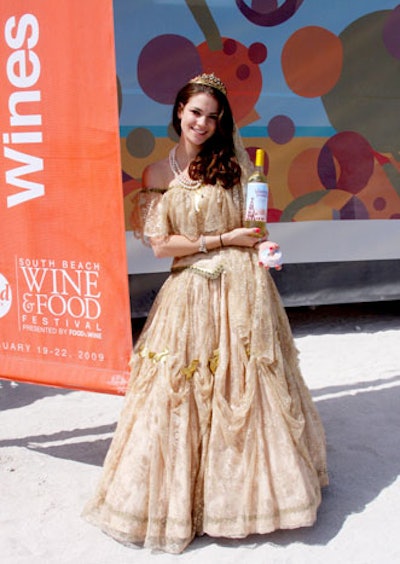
top-left (0, 0), bottom-right (132, 394)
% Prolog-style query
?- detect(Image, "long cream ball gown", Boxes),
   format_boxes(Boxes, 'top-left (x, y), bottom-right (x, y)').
top-left (82, 178), bottom-right (328, 554)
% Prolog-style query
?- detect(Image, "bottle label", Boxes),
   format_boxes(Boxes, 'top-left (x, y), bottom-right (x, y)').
top-left (245, 181), bottom-right (268, 222)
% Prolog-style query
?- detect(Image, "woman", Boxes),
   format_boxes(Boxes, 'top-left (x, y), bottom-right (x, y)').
top-left (83, 73), bottom-right (328, 554)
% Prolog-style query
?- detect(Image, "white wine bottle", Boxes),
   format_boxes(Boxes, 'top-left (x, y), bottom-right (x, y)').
top-left (244, 148), bottom-right (269, 236)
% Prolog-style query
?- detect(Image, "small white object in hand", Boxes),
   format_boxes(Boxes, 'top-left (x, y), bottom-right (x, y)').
top-left (258, 241), bottom-right (283, 270)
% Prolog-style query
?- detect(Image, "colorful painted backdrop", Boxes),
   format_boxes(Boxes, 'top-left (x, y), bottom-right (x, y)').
top-left (115, 0), bottom-right (400, 269)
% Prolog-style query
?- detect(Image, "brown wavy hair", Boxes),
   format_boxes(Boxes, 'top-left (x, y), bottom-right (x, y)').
top-left (172, 82), bottom-right (241, 189)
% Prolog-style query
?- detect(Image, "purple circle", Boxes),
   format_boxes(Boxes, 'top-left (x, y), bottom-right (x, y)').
top-left (373, 197), bottom-right (386, 211)
top-left (268, 115), bottom-right (295, 144)
top-left (237, 64), bottom-right (250, 81)
top-left (126, 128), bottom-right (155, 158)
top-left (137, 35), bottom-right (201, 104)
top-left (382, 6), bottom-right (400, 60)
top-left (318, 131), bottom-right (374, 194)
top-left (223, 38), bottom-right (238, 55)
top-left (248, 42), bottom-right (268, 64)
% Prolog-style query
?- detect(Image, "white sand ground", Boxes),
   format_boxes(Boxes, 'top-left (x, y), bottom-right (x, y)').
top-left (1, 302), bottom-right (399, 564)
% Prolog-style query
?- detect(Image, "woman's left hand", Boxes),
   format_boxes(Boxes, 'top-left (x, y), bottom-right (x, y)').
top-left (223, 227), bottom-right (269, 248)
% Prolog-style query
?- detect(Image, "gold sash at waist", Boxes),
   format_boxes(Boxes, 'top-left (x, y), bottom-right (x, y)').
top-left (171, 250), bottom-right (225, 279)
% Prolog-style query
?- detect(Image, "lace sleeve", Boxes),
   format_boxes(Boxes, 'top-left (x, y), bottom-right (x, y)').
top-left (130, 188), bottom-right (169, 246)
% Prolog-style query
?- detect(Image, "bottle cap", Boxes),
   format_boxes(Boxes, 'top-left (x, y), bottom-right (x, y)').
top-left (255, 148), bottom-right (264, 168)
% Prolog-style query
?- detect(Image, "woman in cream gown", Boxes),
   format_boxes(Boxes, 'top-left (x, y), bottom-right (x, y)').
top-left (83, 74), bottom-right (328, 554)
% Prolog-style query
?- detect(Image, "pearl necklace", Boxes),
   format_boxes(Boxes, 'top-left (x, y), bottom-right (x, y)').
top-left (169, 146), bottom-right (201, 190)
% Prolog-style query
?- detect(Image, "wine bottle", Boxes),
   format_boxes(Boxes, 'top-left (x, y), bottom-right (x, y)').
top-left (244, 148), bottom-right (268, 236)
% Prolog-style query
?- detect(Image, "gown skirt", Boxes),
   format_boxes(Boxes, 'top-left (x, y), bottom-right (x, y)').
top-left (82, 245), bottom-right (328, 554)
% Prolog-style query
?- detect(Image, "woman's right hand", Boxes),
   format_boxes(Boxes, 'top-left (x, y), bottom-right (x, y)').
top-left (223, 227), bottom-right (268, 248)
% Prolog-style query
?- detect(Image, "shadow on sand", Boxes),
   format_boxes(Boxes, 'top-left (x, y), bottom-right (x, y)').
top-left (1, 375), bottom-right (400, 549)
top-left (288, 300), bottom-right (400, 337)
top-left (0, 380), bottom-right (71, 411)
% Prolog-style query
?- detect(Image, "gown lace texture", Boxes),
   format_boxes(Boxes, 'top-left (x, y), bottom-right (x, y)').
top-left (82, 177), bottom-right (328, 554)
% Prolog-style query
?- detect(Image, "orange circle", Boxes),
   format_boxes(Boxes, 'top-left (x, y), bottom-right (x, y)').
top-left (197, 38), bottom-right (262, 124)
top-left (282, 26), bottom-right (343, 98)
top-left (288, 148), bottom-right (324, 198)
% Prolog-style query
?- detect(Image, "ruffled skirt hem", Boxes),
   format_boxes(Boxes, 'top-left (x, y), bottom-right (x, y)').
top-left (83, 489), bottom-right (327, 554)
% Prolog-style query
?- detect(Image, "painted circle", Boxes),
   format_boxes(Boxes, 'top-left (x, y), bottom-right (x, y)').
top-left (197, 38), bottom-right (263, 123)
top-left (138, 35), bottom-right (201, 104)
top-left (322, 11), bottom-right (400, 154)
top-left (248, 42), bottom-right (268, 64)
top-left (126, 128), bottom-right (155, 158)
top-left (237, 64), bottom-right (250, 80)
top-left (0, 274), bottom-right (12, 318)
top-left (288, 148), bottom-right (323, 198)
top-left (318, 131), bottom-right (374, 194)
top-left (223, 39), bottom-right (237, 55)
top-left (373, 197), bottom-right (386, 211)
top-left (282, 26), bottom-right (343, 97)
top-left (268, 115), bottom-right (295, 144)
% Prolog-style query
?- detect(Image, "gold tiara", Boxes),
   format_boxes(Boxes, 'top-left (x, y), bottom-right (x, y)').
top-left (190, 73), bottom-right (227, 95)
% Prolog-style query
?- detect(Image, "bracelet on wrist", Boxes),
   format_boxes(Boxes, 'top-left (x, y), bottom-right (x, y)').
top-left (199, 234), bottom-right (208, 253)
top-left (220, 234), bottom-right (224, 247)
